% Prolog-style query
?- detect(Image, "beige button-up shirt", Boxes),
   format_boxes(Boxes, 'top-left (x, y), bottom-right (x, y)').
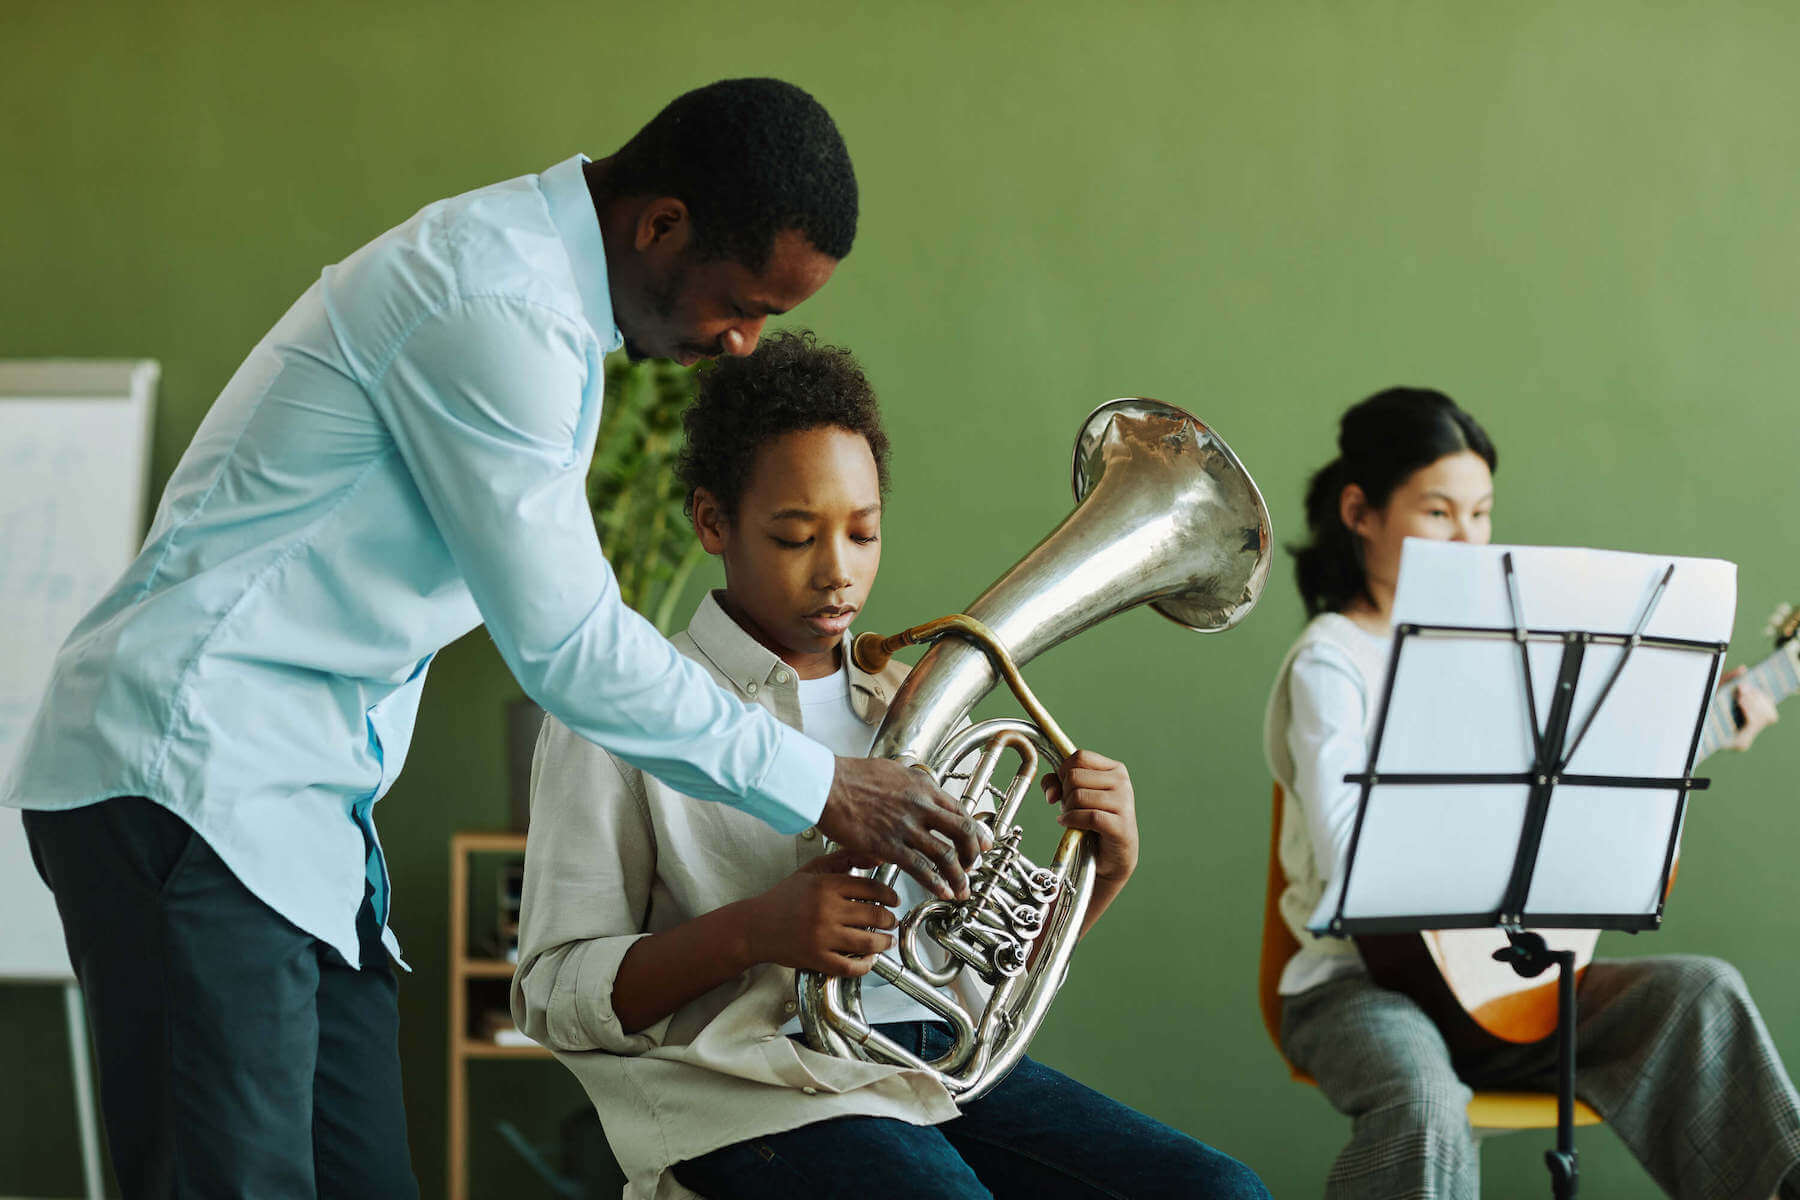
top-left (511, 592), bottom-right (968, 1200)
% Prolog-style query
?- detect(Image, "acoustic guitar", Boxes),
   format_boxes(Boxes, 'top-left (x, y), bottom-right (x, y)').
top-left (1358, 604), bottom-right (1800, 1052)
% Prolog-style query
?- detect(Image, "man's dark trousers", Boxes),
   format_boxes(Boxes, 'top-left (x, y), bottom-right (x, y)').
top-left (24, 796), bottom-right (418, 1198)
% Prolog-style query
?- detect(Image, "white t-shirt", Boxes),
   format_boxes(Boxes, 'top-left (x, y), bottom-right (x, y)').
top-left (791, 669), bottom-right (940, 1028)
top-left (1263, 613), bottom-right (1394, 995)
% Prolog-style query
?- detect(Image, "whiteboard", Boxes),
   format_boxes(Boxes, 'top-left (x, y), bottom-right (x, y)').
top-left (1, 360), bottom-right (158, 981)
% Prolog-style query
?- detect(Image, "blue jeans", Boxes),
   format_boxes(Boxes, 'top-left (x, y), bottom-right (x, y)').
top-left (672, 1021), bottom-right (1267, 1199)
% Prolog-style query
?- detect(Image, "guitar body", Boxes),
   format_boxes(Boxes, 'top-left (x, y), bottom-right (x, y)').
top-left (1358, 929), bottom-right (1598, 1050)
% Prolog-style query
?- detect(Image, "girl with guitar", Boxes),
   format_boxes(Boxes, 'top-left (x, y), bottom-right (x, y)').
top-left (1264, 386), bottom-right (1800, 1199)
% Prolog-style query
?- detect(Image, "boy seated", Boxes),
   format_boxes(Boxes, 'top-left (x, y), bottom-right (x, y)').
top-left (511, 330), bottom-right (1268, 1200)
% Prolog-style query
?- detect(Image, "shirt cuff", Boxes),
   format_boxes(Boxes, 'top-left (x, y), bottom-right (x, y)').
top-left (740, 725), bottom-right (835, 834)
top-left (563, 934), bottom-right (673, 1055)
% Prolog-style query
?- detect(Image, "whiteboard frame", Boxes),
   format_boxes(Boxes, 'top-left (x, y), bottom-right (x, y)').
top-left (0, 360), bottom-right (160, 541)
top-left (1, 358), bottom-right (159, 984)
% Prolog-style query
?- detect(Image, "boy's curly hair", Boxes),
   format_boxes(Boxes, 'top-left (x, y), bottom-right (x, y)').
top-left (678, 329), bottom-right (891, 519)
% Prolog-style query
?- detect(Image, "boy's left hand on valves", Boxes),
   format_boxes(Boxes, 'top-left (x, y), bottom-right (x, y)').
top-left (1041, 749), bottom-right (1138, 885)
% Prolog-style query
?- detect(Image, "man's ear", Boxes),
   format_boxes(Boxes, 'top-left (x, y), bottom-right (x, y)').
top-left (634, 197), bottom-right (692, 254)
top-left (1338, 482), bottom-right (1373, 538)
top-left (691, 488), bottom-right (729, 554)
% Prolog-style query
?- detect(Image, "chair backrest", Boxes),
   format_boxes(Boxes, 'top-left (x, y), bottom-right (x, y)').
top-left (1258, 781), bottom-right (1310, 1081)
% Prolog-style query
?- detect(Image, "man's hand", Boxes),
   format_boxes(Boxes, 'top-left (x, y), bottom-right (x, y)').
top-left (1042, 749), bottom-right (1138, 885)
top-left (818, 757), bottom-right (991, 900)
top-left (743, 850), bottom-right (901, 977)
top-left (1720, 664), bottom-right (1780, 752)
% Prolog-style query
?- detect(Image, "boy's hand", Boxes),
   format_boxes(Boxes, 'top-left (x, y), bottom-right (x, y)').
top-left (1720, 664), bottom-right (1779, 751)
top-left (744, 850), bottom-right (901, 977)
top-left (1042, 749), bottom-right (1138, 885)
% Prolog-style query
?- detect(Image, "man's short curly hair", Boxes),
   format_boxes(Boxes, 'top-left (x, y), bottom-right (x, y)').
top-left (678, 329), bottom-right (890, 520)
top-left (601, 77), bottom-right (857, 272)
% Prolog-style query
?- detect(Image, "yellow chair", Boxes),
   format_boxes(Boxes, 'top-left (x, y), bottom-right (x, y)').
top-left (1258, 783), bottom-right (1602, 1137)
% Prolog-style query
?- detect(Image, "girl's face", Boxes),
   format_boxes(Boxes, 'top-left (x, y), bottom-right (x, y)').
top-left (1344, 450), bottom-right (1494, 598)
top-left (693, 426), bottom-right (883, 679)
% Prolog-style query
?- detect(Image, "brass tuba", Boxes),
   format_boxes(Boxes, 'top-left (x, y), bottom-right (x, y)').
top-left (796, 398), bottom-right (1272, 1102)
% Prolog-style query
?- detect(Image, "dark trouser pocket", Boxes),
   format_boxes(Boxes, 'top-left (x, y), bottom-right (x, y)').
top-left (24, 795), bottom-right (202, 899)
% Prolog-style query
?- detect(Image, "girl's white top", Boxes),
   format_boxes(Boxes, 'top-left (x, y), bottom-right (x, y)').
top-left (1262, 612), bottom-right (1392, 995)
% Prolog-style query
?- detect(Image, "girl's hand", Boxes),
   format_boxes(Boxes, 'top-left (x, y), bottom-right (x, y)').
top-left (1720, 665), bottom-right (1779, 752)
top-left (744, 850), bottom-right (900, 977)
top-left (1042, 749), bottom-right (1138, 885)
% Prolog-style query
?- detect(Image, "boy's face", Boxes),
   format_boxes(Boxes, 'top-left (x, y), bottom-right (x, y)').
top-left (694, 426), bottom-right (882, 679)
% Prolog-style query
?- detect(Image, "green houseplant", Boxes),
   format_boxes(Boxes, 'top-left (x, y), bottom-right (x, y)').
top-left (506, 355), bottom-right (704, 829)
top-left (587, 355), bottom-right (707, 635)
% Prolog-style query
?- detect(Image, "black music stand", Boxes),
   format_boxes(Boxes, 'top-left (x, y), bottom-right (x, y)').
top-left (1311, 542), bottom-right (1733, 1199)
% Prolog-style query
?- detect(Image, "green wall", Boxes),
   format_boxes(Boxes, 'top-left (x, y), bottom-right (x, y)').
top-left (5, 2), bottom-right (1800, 1195)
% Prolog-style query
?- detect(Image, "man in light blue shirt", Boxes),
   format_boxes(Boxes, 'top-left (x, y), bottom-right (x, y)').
top-left (8, 78), bottom-right (985, 1197)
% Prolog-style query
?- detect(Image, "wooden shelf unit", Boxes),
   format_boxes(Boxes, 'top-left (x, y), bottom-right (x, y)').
top-left (448, 831), bottom-right (551, 1200)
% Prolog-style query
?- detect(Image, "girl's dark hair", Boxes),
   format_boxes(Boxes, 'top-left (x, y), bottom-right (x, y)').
top-left (678, 328), bottom-right (890, 519)
top-left (1291, 387), bottom-right (1497, 617)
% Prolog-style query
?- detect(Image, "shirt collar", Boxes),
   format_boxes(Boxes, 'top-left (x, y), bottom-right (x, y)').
top-left (686, 591), bottom-right (888, 707)
top-left (540, 154), bottom-right (625, 353)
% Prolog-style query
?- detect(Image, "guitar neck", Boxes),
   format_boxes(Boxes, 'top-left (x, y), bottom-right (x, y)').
top-left (1696, 642), bottom-right (1800, 762)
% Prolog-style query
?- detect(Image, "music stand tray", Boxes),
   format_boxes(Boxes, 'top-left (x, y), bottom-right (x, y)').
top-left (1310, 540), bottom-right (1735, 1198)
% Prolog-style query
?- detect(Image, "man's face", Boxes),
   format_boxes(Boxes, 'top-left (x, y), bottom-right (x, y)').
top-left (618, 222), bottom-right (838, 365)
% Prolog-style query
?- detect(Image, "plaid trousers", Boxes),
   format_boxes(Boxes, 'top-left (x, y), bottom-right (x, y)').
top-left (1282, 956), bottom-right (1800, 1200)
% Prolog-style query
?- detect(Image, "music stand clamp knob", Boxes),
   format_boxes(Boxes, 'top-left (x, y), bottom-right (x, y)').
top-left (1492, 929), bottom-right (1552, 980)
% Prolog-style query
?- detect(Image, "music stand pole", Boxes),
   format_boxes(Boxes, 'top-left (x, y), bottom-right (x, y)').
top-left (1496, 932), bottom-right (1580, 1197)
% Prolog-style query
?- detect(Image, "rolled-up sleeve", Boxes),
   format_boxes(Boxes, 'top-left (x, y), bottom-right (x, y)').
top-left (1285, 644), bottom-right (1372, 884)
top-left (512, 715), bottom-right (674, 1054)
top-left (366, 297), bottom-right (831, 831)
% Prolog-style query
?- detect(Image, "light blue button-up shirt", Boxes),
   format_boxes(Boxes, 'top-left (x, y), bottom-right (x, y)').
top-left (2, 155), bottom-right (836, 967)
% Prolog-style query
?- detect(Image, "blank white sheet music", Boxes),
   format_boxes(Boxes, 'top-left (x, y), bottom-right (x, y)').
top-left (1310, 540), bottom-right (1734, 931)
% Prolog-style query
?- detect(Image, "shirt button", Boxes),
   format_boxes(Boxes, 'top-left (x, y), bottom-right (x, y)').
top-left (800, 827), bottom-right (818, 841)
top-left (802, 1086), bottom-right (819, 1096)
top-left (774, 669), bottom-right (791, 685)
top-left (782, 1000), bottom-right (798, 1015)
top-left (745, 682), bottom-right (759, 696)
